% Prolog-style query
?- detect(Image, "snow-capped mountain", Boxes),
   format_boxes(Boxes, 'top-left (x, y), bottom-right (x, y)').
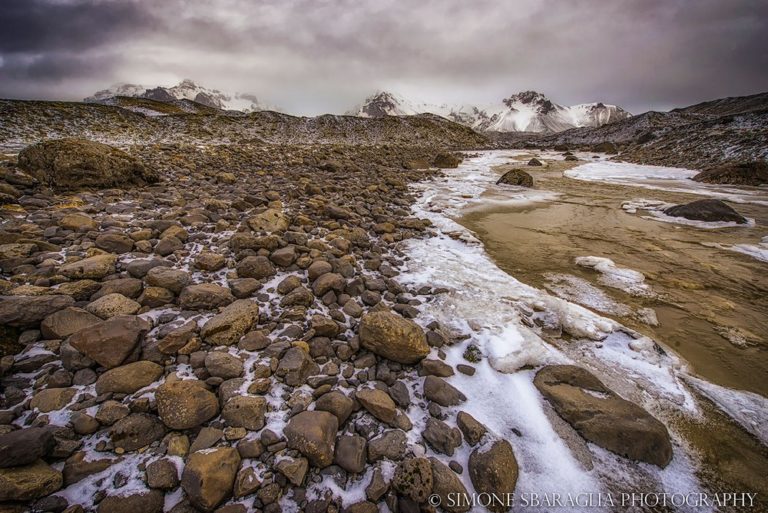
top-left (347, 90), bottom-right (631, 132)
top-left (85, 79), bottom-right (269, 112)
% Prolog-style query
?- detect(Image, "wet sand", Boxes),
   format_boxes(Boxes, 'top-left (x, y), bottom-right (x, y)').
top-left (461, 155), bottom-right (768, 397)
top-left (458, 153), bottom-right (768, 504)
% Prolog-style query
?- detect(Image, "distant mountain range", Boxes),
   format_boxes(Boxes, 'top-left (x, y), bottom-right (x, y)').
top-left (84, 81), bottom-right (629, 133)
top-left (85, 79), bottom-right (270, 113)
top-left (346, 90), bottom-right (631, 133)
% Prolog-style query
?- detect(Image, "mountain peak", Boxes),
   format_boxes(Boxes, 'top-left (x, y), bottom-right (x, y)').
top-left (349, 90), bottom-right (631, 132)
top-left (505, 90), bottom-right (550, 104)
top-left (503, 91), bottom-right (558, 115)
top-left (85, 80), bottom-right (271, 113)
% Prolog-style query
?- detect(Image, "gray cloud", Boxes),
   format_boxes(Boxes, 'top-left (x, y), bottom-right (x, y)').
top-left (1, 0), bottom-right (766, 114)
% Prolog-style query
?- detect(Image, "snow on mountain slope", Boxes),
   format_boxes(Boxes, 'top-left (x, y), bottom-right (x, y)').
top-left (348, 90), bottom-right (631, 133)
top-left (85, 79), bottom-right (270, 113)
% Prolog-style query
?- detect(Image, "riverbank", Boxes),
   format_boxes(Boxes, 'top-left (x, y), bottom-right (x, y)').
top-left (399, 150), bottom-right (768, 508)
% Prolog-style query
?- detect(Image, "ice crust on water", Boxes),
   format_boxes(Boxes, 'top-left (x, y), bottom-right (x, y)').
top-left (574, 256), bottom-right (653, 297)
top-left (565, 161), bottom-right (768, 206)
top-left (398, 150), bottom-right (731, 498)
top-left (730, 235), bottom-right (768, 262)
top-left (683, 375), bottom-right (768, 446)
top-left (544, 273), bottom-right (633, 317)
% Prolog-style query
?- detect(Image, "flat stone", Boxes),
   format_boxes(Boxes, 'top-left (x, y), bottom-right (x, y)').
top-left (0, 295), bottom-right (75, 328)
top-left (356, 388), bottom-right (397, 424)
top-left (0, 428), bottom-right (55, 468)
top-left (68, 315), bottom-right (150, 369)
top-left (423, 376), bottom-right (466, 406)
top-left (59, 254), bottom-right (117, 280)
top-left (40, 307), bottom-right (101, 340)
top-left (95, 361), bottom-right (163, 395)
top-left (0, 460), bottom-right (63, 501)
top-left (30, 388), bottom-right (76, 413)
top-left (533, 365), bottom-right (673, 468)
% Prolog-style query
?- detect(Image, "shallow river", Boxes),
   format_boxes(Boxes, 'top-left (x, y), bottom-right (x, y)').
top-left (398, 150), bottom-right (768, 511)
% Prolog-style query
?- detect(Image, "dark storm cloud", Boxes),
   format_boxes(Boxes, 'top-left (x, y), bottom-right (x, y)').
top-left (0, 0), bottom-right (158, 98)
top-left (0, 0), bottom-right (155, 52)
top-left (1, 0), bottom-right (766, 114)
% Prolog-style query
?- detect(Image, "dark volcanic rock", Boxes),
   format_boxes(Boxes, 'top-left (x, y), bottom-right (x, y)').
top-left (18, 138), bottom-right (158, 191)
top-left (534, 364), bottom-right (673, 467)
top-left (663, 199), bottom-right (747, 224)
top-left (393, 457), bottom-right (433, 504)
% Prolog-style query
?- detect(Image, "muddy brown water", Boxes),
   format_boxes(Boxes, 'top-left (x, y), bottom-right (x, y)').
top-left (461, 157), bottom-right (768, 397)
top-left (458, 154), bottom-right (768, 504)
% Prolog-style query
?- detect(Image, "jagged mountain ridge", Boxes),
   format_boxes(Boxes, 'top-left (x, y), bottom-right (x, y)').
top-left (512, 91), bottom-right (768, 170)
top-left (85, 79), bottom-right (270, 113)
top-left (347, 90), bottom-right (631, 133)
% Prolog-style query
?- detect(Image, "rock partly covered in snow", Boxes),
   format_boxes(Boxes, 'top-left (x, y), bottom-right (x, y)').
top-left (534, 365), bottom-right (673, 468)
top-left (664, 199), bottom-right (748, 224)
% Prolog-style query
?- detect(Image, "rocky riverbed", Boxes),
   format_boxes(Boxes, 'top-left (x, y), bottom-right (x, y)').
top-left (0, 131), bottom-right (765, 513)
top-left (0, 136), bottom-right (496, 512)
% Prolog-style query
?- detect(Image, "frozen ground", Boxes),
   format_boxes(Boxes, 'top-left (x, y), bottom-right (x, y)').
top-left (394, 151), bottom-right (754, 509)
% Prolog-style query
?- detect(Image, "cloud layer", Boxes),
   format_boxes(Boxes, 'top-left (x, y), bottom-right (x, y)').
top-left (1, 0), bottom-right (767, 114)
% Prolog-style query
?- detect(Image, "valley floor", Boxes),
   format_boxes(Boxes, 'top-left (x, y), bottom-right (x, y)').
top-left (1, 141), bottom-right (766, 513)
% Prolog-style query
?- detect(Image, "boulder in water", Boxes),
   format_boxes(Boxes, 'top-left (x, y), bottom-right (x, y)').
top-left (663, 199), bottom-right (747, 224)
top-left (496, 169), bottom-right (533, 187)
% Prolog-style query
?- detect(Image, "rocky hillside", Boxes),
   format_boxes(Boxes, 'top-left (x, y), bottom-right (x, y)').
top-left (348, 90), bottom-right (631, 133)
top-left (0, 100), bottom-right (489, 152)
top-left (510, 92), bottom-right (768, 170)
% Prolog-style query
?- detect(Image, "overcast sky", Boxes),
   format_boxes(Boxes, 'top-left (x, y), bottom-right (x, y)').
top-left (1, 0), bottom-right (766, 115)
